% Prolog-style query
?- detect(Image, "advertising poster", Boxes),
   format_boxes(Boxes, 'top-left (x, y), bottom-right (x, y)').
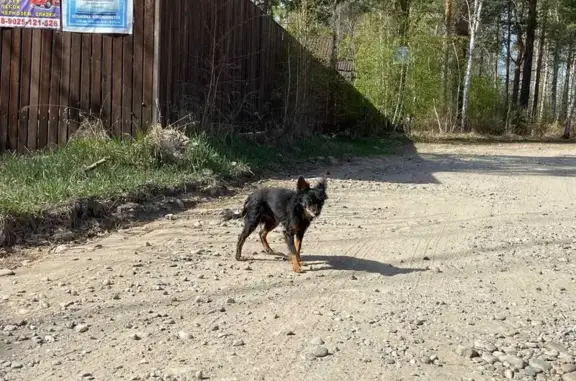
top-left (0, 0), bottom-right (61, 29)
top-left (62, 0), bottom-right (132, 34)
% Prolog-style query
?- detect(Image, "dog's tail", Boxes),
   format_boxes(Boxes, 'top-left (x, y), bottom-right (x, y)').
top-left (220, 207), bottom-right (245, 221)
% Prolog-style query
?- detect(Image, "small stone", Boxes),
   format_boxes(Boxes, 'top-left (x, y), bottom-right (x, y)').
top-left (474, 340), bottom-right (498, 353)
top-left (561, 364), bottom-right (576, 374)
top-left (524, 367), bottom-right (538, 377)
top-left (481, 353), bottom-right (498, 364)
top-left (0, 269), bottom-right (15, 277)
top-left (309, 346), bottom-right (329, 358)
top-left (547, 343), bottom-right (569, 354)
top-left (232, 339), bottom-right (244, 347)
top-left (3, 325), bottom-right (17, 332)
top-left (456, 345), bottom-right (479, 358)
top-left (130, 333), bottom-right (142, 340)
top-left (65, 321), bottom-right (76, 329)
top-left (543, 349), bottom-right (559, 360)
top-left (504, 369), bottom-right (514, 379)
top-left (11, 362), bottom-right (23, 369)
top-left (195, 370), bottom-right (205, 380)
top-left (350, 274), bottom-right (358, 280)
top-left (421, 356), bottom-right (432, 364)
top-left (178, 331), bottom-right (192, 340)
top-left (75, 324), bottom-right (89, 333)
top-left (226, 297), bottom-right (236, 304)
top-left (529, 358), bottom-right (552, 372)
top-left (501, 355), bottom-right (526, 370)
top-left (309, 337), bottom-right (325, 346)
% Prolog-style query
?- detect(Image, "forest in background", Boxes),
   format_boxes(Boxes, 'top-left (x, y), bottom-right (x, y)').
top-left (251, 0), bottom-right (576, 138)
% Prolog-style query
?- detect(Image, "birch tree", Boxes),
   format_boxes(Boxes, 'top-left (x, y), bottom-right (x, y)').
top-left (460, 0), bottom-right (483, 131)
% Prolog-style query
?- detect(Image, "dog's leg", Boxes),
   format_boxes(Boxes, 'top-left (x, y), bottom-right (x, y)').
top-left (283, 230), bottom-right (302, 273)
top-left (259, 220), bottom-right (279, 255)
top-left (236, 219), bottom-right (259, 261)
top-left (294, 230), bottom-right (306, 266)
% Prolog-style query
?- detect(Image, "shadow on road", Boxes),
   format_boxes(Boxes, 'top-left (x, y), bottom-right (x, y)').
top-left (299, 144), bottom-right (576, 185)
top-left (303, 254), bottom-right (426, 276)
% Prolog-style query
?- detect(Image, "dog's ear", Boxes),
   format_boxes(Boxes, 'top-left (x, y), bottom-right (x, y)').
top-left (296, 176), bottom-right (310, 191)
top-left (315, 176), bottom-right (328, 190)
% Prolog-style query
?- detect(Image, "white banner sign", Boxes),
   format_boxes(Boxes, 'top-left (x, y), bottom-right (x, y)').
top-left (62, 0), bottom-right (133, 34)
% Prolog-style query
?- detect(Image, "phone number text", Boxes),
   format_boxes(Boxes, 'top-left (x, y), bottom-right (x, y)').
top-left (0, 16), bottom-right (59, 29)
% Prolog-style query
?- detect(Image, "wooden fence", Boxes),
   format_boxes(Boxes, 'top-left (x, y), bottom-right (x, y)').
top-left (158, 0), bottom-right (388, 138)
top-left (0, 0), bottom-right (388, 153)
top-left (0, 0), bottom-right (156, 152)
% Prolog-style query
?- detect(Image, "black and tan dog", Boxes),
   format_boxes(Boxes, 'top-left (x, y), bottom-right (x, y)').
top-left (222, 176), bottom-right (328, 273)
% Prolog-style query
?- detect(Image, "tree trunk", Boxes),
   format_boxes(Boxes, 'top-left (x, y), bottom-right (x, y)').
top-left (551, 35), bottom-right (561, 117)
top-left (460, 0), bottom-right (483, 132)
top-left (442, 0), bottom-right (453, 123)
top-left (327, 0), bottom-right (340, 127)
top-left (560, 38), bottom-right (574, 121)
top-left (504, 1), bottom-right (512, 127)
top-left (392, 0), bottom-right (411, 128)
top-left (563, 60), bottom-right (576, 139)
top-left (454, 0), bottom-right (469, 127)
top-left (511, 50), bottom-right (523, 106)
top-left (519, 0), bottom-right (537, 109)
top-left (539, 42), bottom-right (549, 121)
top-left (532, 4), bottom-right (547, 119)
top-left (494, 13), bottom-right (499, 88)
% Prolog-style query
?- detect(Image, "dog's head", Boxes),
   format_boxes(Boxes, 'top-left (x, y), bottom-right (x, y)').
top-left (296, 176), bottom-right (328, 219)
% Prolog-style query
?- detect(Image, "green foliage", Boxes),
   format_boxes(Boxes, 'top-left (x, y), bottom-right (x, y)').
top-left (468, 75), bottom-right (506, 134)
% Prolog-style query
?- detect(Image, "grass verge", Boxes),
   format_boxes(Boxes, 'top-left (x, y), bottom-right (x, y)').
top-left (0, 127), bottom-right (405, 249)
top-left (0, 134), bottom-right (402, 217)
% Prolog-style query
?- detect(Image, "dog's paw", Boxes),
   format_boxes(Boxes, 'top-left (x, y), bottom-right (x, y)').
top-left (292, 266), bottom-right (304, 274)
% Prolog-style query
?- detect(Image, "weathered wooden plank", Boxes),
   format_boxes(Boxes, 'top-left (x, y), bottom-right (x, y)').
top-left (8, 29), bottom-right (21, 151)
top-left (143, 0), bottom-right (155, 127)
top-left (68, 33), bottom-right (82, 137)
top-left (101, 36), bottom-right (113, 131)
top-left (122, 32), bottom-right (134, 137)
top-left (0, 29), bottom-right (12, 152)
top-left (27, 29), bottom-right (43, 150)
top-left (58, 32), bottom-right (72, 145)
top-left (18, 29), bottom-right (32, 151)
top-left (111, 36), bottom-right (123, 137)
top-left (132, 0), bottom-right (144, 134)
top-left (37, 30), bottom-right (53, 149)
top-left (90, 34), bottom-right (102, 119)
top-left (48, 32), bottom-right (62, 147)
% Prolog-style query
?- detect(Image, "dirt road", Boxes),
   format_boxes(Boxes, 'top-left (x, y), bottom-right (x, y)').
top-left (1, 143), bottom-right (576, 381)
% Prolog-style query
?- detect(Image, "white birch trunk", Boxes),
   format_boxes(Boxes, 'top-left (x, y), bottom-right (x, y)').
top-left (563, 60), bottom-right (576, 138)
top-left (460, 0), bottom-right (483, 132)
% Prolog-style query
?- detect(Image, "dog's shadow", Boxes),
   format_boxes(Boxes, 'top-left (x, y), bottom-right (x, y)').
top-left (301, 254), bottom-right (425, 276)
top-left (252, 253), bottom-right (425, 276)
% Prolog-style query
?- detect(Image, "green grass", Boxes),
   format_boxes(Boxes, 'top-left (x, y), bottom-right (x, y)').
top-left (0, 132), bottom-right (403, 216)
